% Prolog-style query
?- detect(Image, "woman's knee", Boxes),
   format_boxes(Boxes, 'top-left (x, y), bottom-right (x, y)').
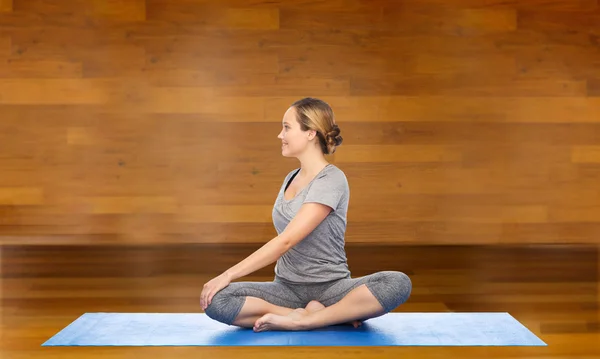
top-left (368, 271), bottom-right (412, 311)
top-left (203, 287), bottom-right (245, 325)
top-left (390, 271), bottom-right (412, 302)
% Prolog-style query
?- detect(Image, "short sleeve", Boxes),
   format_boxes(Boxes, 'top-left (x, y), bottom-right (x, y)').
top-left (303, 172), bottom-right (346, 211)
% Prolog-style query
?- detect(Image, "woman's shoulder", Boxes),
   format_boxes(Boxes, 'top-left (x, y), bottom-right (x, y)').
top-left (315, 164), bottom-right (348, 189)
top-left (282, 164), bottom-right (347, 183)
top-left (320, 164), bottom-right (346, 179)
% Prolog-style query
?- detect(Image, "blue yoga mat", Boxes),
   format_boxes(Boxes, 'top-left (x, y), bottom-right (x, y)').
top-left (42, 312), bottom-right (546, 346)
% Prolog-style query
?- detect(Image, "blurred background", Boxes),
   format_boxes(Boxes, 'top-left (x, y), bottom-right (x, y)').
top-left (0, 0), bottom-right (599, 358)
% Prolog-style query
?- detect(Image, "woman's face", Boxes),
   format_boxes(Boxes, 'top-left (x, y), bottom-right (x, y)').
top-left (278, 107), bottom-right (313, 157)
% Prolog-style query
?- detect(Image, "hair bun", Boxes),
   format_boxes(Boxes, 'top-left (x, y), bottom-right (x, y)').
top-left (325, 124), bottom-right (343, 148)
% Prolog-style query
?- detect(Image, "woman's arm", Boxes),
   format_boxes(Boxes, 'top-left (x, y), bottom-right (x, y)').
top-left (223, 202), bottom-right (332, 281)
top-left (223, 235), bottom-right (289, 281)
top-left (201, 235), bottom-right (289, 310)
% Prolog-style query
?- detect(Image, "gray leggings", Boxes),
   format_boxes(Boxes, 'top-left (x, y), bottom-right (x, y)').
top-left (204, 271), bottom-right (412, 326)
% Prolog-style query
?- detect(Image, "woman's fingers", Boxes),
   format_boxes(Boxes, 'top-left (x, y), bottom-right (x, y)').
top-left (204, 290), bottom-right (211, 309)
top-left (201, 276), bottom-right (226, 310)
top-left (200, 286), bottom-right (208, 309)
top-left (201, 286), bottom-right (212, 310)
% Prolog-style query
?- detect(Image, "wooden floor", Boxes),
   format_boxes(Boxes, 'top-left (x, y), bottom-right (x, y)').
top-left (1, 243), bottom-right (598, 358)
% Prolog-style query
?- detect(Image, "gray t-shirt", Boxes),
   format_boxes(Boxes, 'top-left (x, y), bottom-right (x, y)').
top-left (271, 164), bottom-right (351, 284)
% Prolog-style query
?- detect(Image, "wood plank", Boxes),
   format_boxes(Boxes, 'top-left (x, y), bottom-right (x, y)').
top-left (0, 36), bottom-right (9, 58)
top-left (334, 144), bottom-right (464, 163)
top-left (0, 187), bottom-right (43, 205)
top-left (0, 0), bottom-right (11, 12)
top-left (571, 146), bottom-right (600, 163)
top-left (350, 76), bottom-right (588, 96)
top-left (0, 79), bottom-right (110, 104)
top-left (381, 7), bottom-right (517, 35)
top-left (398, 0), bottom-right (598, 11)
top-left (146, 2), bottom-right (279, 29)
top-left (376, 97), bottom-right (600, 122)
top-left (518, 9), bottom-right (600, 35)
top-left (589, 78), bottom-right (600, 96)
top-left (0, 59), bottom-right (83, 78)
top-left (14, 0), bottom-right (146, 21)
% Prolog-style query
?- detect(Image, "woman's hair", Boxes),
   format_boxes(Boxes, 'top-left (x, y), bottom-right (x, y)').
top-left (291, 97), bottom-right (343, 155)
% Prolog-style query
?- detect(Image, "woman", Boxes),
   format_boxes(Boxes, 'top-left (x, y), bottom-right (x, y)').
top-left (200, 97), bottom-right (412, 332)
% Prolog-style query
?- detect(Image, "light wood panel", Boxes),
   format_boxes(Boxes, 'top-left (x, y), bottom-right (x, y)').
top-left (1, 0), bottom-right (600, 244)
top-left (0, 0), bottom-right (11, 13)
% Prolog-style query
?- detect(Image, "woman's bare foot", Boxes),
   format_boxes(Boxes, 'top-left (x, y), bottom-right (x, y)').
top-left (286, 308), bottom-right (309, 321)
top-left (305, 300), bottom-right (362, 328)
top-left (349, 319), bottom-right (362, 328)
top-left (253, 300), bottom-right (362, 332)
top-left (254, 313), bottom-right (306, 332)
top-left (305, 300), bottom-right (325, 312)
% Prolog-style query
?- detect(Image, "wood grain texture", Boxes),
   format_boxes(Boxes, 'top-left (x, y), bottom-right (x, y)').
top-left (1, 244), bottom-right (599, 358)
top-left (0, 0), bottom-right (599, 244)
top-left (0, 0), bottom-right (11, 12)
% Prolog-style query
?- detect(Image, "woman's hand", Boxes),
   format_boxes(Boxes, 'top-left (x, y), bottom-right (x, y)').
top-left (200, 272), bottom-right (231, 311)
top-left (199, 236), bottom-right (288, 311)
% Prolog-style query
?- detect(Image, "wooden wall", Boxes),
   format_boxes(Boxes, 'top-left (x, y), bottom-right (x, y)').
top-left (1, 0), bottom-right (599, 245)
